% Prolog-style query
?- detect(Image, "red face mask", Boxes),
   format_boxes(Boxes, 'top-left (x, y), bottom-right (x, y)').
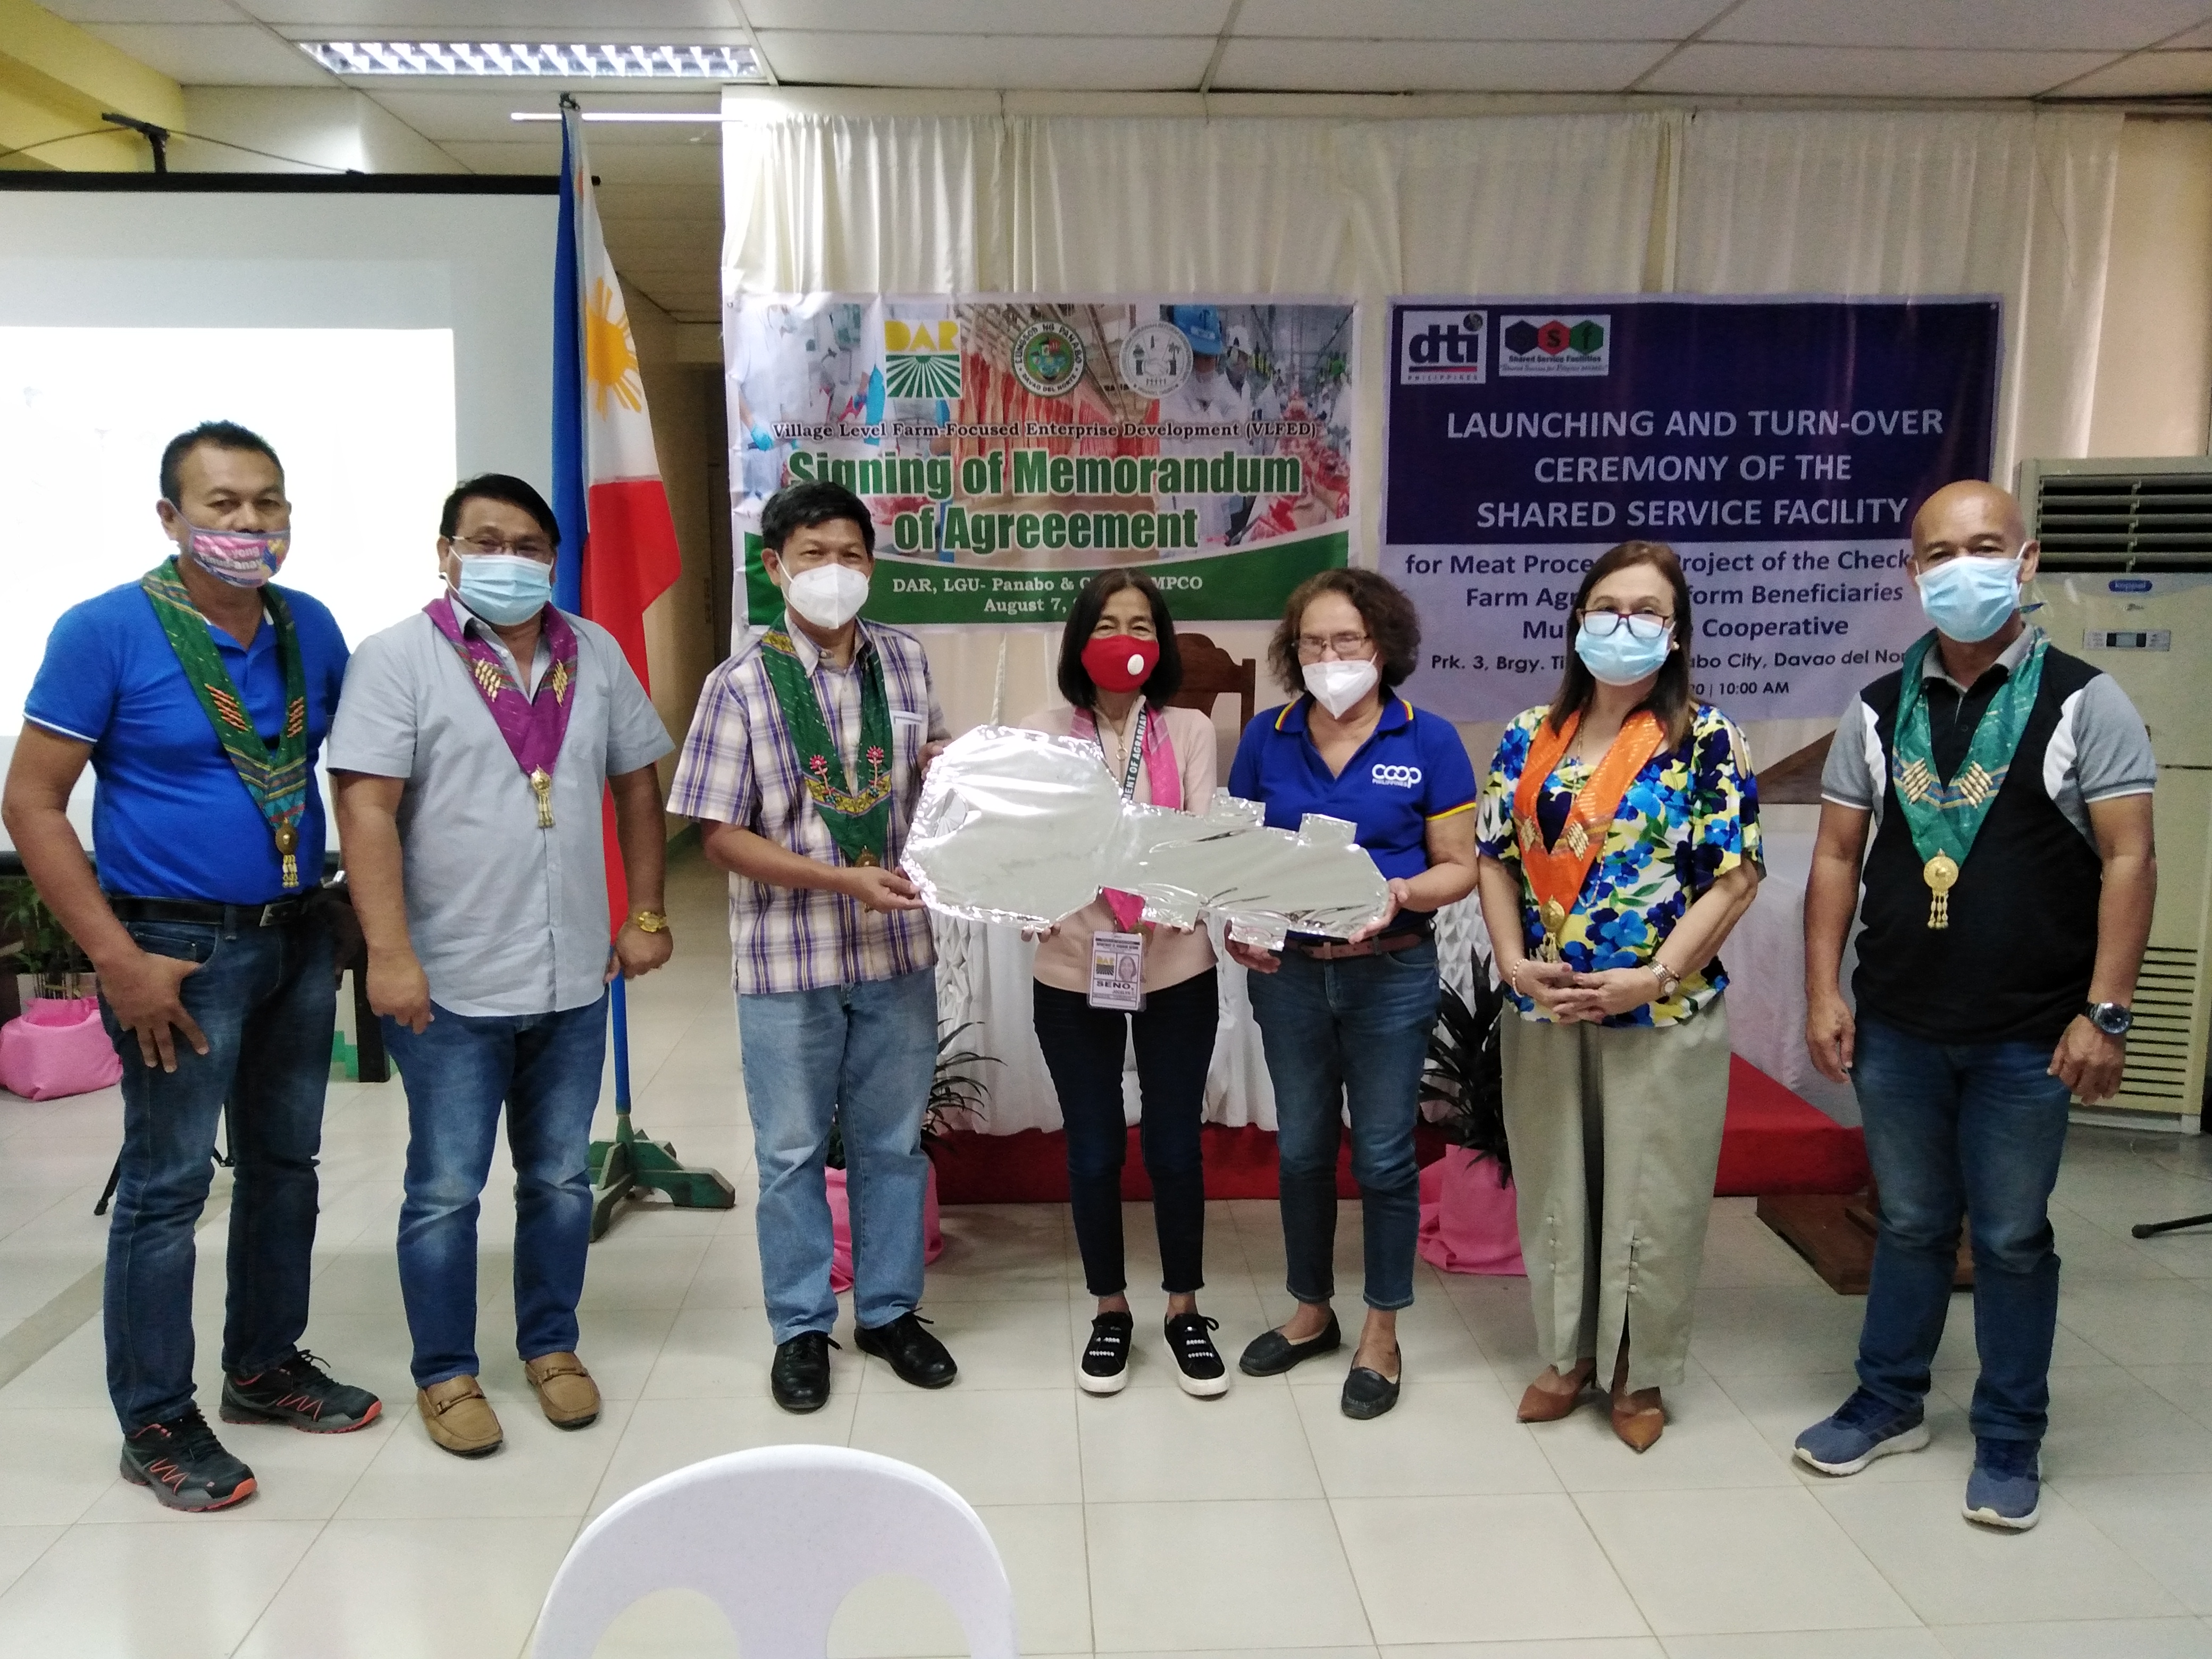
top-left (1081, 633), bottom-right (1160, 694)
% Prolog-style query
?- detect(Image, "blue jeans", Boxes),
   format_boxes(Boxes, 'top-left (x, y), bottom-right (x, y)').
top-left (1851, 1015), bottom-right (2074, 1443)
top-left (100, 913), bottom-right (334, 1431)
top-left (1247, 938), bottom-right (1440, 1312)
top-left (384, 993), bottom-right (607, 1388)
top-left (738, 968), bottom-right (936, 1345)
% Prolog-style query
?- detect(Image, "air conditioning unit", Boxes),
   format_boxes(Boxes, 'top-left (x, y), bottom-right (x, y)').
top-left (2020, 456), bottom-right (2212, 1132)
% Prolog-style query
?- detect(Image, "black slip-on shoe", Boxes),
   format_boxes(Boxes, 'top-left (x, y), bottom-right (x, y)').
top-left (221, 1351), bottom-right (382, 1433)
top-left (1079, 1311), bottom-right (1135, 1395)
top-left (770, 1330), bottom-right (836, 1413)
top-left (856, 1311), bottom-right (958, 1389)
top-left (1341, 1362), bottom-right (1402, 1420)
top-left (1165, 1312), bottom-right (1229, 1398)
top-left (120, 1406), bottom-right (257, 1512)
top-left (1238, 1312), bottom-right (1343, 1377)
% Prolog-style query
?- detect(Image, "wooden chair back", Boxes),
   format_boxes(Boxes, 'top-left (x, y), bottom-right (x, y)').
top-left (1167, 631), bottom-right (1258, 732)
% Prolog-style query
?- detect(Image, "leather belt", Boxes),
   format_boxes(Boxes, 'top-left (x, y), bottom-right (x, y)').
top-left (1287, 929), bottom-right (1428, 961)
top-left (108, 894), bottom-right (312, 930)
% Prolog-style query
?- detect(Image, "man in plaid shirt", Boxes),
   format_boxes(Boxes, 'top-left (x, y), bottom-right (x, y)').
top-left (667, 481), bottom-right (957, 1412)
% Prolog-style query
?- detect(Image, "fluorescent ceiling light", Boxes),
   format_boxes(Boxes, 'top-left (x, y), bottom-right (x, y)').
top-left (299, 41), bottom-right (763, 79)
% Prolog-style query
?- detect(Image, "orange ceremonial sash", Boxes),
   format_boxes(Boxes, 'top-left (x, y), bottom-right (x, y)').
top-left (1511, 708), bottom-right (1668, 960)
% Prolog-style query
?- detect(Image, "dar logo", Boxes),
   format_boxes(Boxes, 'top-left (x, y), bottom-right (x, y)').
top-left (884, 316), bottom-right (962, 399)
top-left (1498, 313), bottom-right (1611, 377)
top-left (1012, 319), bottom-right (1086, 397)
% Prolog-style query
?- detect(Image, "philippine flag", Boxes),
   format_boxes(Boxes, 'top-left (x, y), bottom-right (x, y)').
top-left (551, 102), bottom-right (682, 922)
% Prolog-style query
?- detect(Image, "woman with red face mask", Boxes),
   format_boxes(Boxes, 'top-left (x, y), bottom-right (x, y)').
top-left (1018, 568), bottom-right (1225, 1398)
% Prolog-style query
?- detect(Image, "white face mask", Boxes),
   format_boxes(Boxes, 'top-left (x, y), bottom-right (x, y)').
top-left (1302, 658), bottom-right (1379, 718)
top-left (783, 562), bottom-right (870, 630)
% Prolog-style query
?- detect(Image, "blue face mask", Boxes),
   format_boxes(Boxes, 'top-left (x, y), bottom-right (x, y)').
top-left (454, 553), bottom-right (552, 626)
top-left (1574, 615), bottom-right (1673, 686)
top-left (1916, 553), bottom-right (2021, 643)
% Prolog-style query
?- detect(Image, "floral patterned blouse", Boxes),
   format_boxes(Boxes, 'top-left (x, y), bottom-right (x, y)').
top-left (1476, 703), bottom-right (1762, 1028)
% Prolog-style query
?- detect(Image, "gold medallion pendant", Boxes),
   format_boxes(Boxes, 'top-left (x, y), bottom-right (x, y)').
top-left (530, 767), bottom-right (554, 828)
top-left (854, 848), bottom-right (881, 868)
top-left (1923, 852), bottom-right (1959, 929)
top-left (274, 821), bottom-right (299, 889)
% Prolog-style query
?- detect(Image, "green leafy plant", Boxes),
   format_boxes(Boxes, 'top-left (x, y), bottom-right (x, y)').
top-left (0, 877), bottom-right (90, 999)
top-left (1421, 951), bottom-right (1512, 1185)
top-left (825, 1021), bottom-right (999, 1170)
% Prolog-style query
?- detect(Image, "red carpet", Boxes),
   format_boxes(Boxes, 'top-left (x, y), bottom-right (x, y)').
top-left (932, 1056), bottom-right (1866, 1203)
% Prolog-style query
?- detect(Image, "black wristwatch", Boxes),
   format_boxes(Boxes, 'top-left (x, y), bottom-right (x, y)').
top-left (2083, 1001), bottom-right (2134, 1037)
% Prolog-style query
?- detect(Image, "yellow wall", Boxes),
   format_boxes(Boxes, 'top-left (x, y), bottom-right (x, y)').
top-left (2088, 118), bottom-right (2212, 460)
top-left (0, 0), bottom-right (182, 172)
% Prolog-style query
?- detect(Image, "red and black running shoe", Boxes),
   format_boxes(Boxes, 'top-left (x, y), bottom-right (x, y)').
top-left (120, 1406), bottom-right (257, 1512)
top-left (221, 1351), bottom-right (383, 1433)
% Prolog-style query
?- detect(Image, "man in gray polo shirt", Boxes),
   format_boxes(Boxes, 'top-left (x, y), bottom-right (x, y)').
top-left (328, 473), bottom-right (673, 1459)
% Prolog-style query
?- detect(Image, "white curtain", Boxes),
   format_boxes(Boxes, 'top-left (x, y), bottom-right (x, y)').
top-left (721, 102), bottom-right (2123, 1134)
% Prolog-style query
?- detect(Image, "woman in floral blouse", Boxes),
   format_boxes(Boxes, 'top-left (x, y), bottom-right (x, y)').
top-left (1474, 540), bottom-right (1762, 1452)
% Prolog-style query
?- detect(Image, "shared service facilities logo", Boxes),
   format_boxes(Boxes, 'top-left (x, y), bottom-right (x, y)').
top-left (1498, 314), bottom-right (1610, 378)
top-left (885, 316), bottom-right (963, 399)
top-left (1119, 320), bottom-right (1192, 398)
top-left (1012, 318), bottom-right (1087, 398)
top-left (1398, 309), bottom-right (1487, 386)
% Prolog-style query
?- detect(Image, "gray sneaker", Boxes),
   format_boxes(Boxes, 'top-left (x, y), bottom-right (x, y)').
top-left (1794, 1387), bottom-right (1930, 1475)
top-left (1964, 1437), bottom-right (2041, 1531)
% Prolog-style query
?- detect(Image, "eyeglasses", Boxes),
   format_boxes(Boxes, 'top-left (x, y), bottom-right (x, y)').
top-left (1295, 631), bottom-right (1373, 660)
top-left (448, 533), bottom-right (554, 563)
top-left (1578, 609), bottom-right (1672, 642)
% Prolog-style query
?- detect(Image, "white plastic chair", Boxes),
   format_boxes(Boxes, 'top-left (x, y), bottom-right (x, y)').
top-left (531, 1444), bottom-right (1021, 1659)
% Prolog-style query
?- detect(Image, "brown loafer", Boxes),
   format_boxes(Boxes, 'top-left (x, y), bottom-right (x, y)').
top-left (1517, 1361), bottom-right (1598, 1423)
top-left (417, 1375), bottom-right (503, 1458)
top-left (1611, 1386), bottom-right (1666, 1452)
top-left (524, 1352), bottom-right (601, 1430)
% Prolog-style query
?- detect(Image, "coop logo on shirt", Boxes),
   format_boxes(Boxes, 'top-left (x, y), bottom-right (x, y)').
top-left (1498, 314), bottom-right (1611, 378)
top-left (1372, 763), bottom-right (1423, 788)
top-left (1398, 309), bottom-right (1487, 386)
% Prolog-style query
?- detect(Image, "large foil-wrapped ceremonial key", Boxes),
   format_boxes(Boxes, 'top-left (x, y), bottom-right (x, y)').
top-left (903, 725), bottom-right (1393, 948)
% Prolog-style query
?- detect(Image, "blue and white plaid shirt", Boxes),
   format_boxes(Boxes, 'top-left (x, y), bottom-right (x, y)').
top-left (668, 616), bottom-right (946, 996)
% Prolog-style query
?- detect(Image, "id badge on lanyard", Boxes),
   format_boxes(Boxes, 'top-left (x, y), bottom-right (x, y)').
top-left (1087, 707), bottom-right (1149, 1011)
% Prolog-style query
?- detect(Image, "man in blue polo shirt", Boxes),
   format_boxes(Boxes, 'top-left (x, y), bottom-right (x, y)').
top-left (1, 421), bottom-right (379, 1513)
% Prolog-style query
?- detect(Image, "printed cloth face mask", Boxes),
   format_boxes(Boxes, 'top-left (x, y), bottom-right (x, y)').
top-left (178, 518), bottom-right (289, 588)
top-left (1916, 552), bottom-right (2021, 643)
top-left (455, 552), bottom-right (553, 625)
top-left (1574, 612), bottom-right (1673, 685)
top-left (1303, 658), bottom-right (1379, 717)
top-left (1082, 634), bottom-right (1160, 693)
top-left (786, 562), bottom-right (871, 630)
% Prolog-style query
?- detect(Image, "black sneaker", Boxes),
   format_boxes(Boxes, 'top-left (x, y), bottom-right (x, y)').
top-left (221, 1351), bottom-right (383, 1433)
top-left (120, 1406), bottom-right (257, 1512)
top-left (1079, 1311), bottom-right (1135, 1395)
top-left (1165, 1312), bottom-right (1229, 1398)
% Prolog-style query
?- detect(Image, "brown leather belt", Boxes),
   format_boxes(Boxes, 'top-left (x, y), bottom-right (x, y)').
top-left (1286, 929), bottom-right (1427, 961)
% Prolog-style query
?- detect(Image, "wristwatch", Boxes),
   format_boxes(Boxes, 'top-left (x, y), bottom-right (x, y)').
top-left (631, 910), bottom-right (670, 934)
top-left (2083, 1001), bottom-right (2133, 1037)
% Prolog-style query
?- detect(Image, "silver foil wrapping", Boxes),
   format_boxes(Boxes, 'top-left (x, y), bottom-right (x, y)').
top-left (903, 725), bottom-right (1392, 947)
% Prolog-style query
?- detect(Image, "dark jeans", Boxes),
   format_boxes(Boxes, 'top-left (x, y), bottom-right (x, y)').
top-left (1034, 969), bottom-right (1218, 1297)
top-left (99, 914), bottom-right (333, 1431)
top-left (384, 994), bottom-right (607, 1387)
top-left (1852, 1015), bottom-right (2074, 1443)
top-left (1246, 938), bottom-right (1440, 1312)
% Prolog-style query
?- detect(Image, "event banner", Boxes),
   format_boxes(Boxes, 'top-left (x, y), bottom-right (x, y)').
top-left (726, 295), bottom-right (1354, 625)
top-left (1382, 296), bottom-right (2001, 723)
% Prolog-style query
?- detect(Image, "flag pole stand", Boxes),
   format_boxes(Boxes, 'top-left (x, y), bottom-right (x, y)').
top-left (588, 975), bottom-right (735, 1241)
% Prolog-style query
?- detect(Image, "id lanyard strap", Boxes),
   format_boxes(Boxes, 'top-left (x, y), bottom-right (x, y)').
top-left (1103, 705), bottom-right (1148, 801)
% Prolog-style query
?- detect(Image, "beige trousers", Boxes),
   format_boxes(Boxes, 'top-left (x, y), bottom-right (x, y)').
top-left (1501, 998), bottom-right (1731, 1393)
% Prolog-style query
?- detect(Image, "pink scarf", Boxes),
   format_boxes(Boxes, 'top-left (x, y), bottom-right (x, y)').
top-left (1071, 703), bottom-right (1180, 929)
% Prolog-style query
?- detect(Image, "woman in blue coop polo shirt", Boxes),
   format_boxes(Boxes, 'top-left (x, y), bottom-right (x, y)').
top-left (1474, 539), bottom-right (1762, 1453)
top-left (1226, 568), bottom-right (1479, 1421)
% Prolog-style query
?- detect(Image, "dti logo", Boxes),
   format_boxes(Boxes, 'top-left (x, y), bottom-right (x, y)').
top-left (1371, 763), bottom-right (1423, 788)
top-left (1398, 309), bottom-right (1486, 386)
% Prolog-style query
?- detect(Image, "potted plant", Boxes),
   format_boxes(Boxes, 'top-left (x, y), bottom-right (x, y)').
top-left (0, 876), bottom-right (121, 1101)
top-left (824, 1022), bottom-right (998, 1291)
top-left (1417, 952), bottom-right (1524, 1275)
top-left (1, 876), bottom-right (92, 1006)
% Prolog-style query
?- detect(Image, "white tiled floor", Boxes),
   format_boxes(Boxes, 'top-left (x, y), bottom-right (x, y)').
top-left (3, 843), bottom-right (2212, 1657)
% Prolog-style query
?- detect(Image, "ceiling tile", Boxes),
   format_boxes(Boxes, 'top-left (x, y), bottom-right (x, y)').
top-left (82, 23), bottom-right (340, 86)
top-left (240, 1), bottom-right (742, 26)
top-left (742, 1), bottom-right (1229, 34)
top-left (2047, 48), bottom-right (2212, 94)
top-left (1233, 0), bottom-right (1729, 42)
top-left (39, 1), bottom-right (238, 21)
top-left (2154, 19), bottom-right (2212, 47)
top-left (1711, 0), bottom-right (2212, 53)
top-left (1213, 38), bottom-right (1670, 93)
top-left (752, 30), bottom-right (1213, 88)
top-left (1643, 43), bottom-right (2122, 97)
